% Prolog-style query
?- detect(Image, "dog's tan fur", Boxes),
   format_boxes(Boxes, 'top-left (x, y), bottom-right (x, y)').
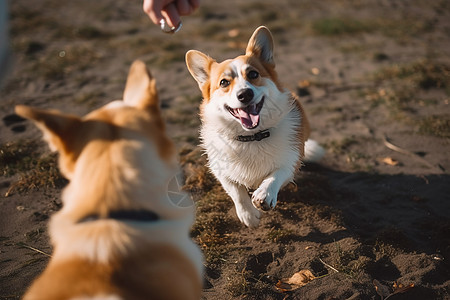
top-left (17, 60), bottom-right (203, 300)
top-left (186, 26), bottom-right (323, 227)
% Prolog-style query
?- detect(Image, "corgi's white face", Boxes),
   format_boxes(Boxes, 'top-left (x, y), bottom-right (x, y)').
top-left (186, 26), bottom-right (291, 132)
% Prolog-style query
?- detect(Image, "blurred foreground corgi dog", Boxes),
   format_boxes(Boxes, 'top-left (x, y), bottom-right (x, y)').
top-left (17, 60), bottom-right (203, 300)
top-left (186, 26), bottom-right (324, 228)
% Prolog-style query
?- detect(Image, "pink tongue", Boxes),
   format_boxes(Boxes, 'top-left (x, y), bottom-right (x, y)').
top-left (237, 108), bottom-right (260, 128)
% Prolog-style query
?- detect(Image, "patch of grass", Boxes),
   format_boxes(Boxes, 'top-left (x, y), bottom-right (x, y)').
top-left (1, 140), bottom-right (67, 195)
top-left (9, 7), bottom-right (58, 36)
top-left (310, 15), bottom-right (435, 39)
top-left (29, 46), bottom-right (102, 80)
top-left (8, 153), bottom-right (67, 195)
top-left (181, 147), bottom-right (241, 267)
top-left (146, 40), bottom-right (188, 67)
top-left (225, 251), bottom-right (278, 298)
top-left (266, 227), bottom-right (298, 243)
top-left (311, 17), bottom-right (374, 36)
top-left (325, 137), bottom-right (359, 155)
top-left (74, 26), bottom-right (111, 39)
top-left (361, 87), bottom-right (416, 120)
top-left (321, 241), bottom-right (368, 278)
top-left (0, 140), bottom-right (40, 177)
top-left (378, 17), bottom-right (435, 40)
top-left (180, 147), bottom-right (217, 195)
top-left (191, 205), bottom-right (237, 266)
top-left (226, 268), bottom-right (253, 297)
top-left (373, 60), bottom-right (450, 90)
top-left (418, 115), bottom-right (450, 138)
top-left (73, 91), bottom-right (106, 108)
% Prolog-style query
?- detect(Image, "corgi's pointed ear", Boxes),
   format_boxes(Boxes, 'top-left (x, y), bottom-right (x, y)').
top-left (245, 26), bottom-right (274, 65)
top-left (185, 50), bottom-right (215, 89)
top-left (15, 105), bottom-right (81, 152)
top-left (123, 60), bottom-right (159, 109)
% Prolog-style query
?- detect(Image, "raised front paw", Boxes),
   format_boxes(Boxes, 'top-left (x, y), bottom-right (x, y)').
top-left (236, 204), bottom-right (261, 228)
top-left (251, 185), bottom-right (278, 211)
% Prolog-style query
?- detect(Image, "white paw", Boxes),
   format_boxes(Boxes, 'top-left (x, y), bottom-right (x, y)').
top-left (236, 204), bottom-right (261, 228)
top-left (251, 184), bottom-right (278, 211)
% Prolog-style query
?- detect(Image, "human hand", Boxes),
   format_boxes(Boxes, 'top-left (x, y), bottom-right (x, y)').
top-left (143, 0), bottom-right (200, 30)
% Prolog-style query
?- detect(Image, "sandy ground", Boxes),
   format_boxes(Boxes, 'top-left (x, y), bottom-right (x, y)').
top-left (1, 0), bottom-right (449, 299)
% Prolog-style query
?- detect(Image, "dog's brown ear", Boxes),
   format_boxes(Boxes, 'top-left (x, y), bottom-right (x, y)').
top-left (15, 105), bottom-right (81, 153)
top-left (185, 50), bottom-right (215, 90)
top-left (245, 26), bottom-right (274, 66)
top-left (123, 60), bottom-right (159, 110)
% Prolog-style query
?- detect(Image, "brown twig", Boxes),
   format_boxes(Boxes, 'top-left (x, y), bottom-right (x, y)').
top-left (17, 242), bottom-right (52, 257)
top-left (382, 134), bottom-right (445, 173)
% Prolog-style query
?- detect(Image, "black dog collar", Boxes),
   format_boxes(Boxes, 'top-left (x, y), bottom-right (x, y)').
top-left (236, 129), bottom-right (271, 142)
top-left (78, 209), bottom-right (159, 224)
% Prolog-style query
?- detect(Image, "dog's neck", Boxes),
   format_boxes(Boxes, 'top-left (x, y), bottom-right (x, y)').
top-left (236, 129), bottom-right (271, 142)
top-left (77, 209), bottom-right (159, 224)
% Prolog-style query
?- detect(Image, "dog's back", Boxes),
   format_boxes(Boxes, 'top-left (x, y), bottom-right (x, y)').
top-left (17, 61), bottom-right (203, 300)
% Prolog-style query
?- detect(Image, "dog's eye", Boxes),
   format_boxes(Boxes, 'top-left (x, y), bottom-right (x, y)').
top-left (247, 70), bottom-right (259, 79)
top-left (220, 79), bottom-right (230, 88)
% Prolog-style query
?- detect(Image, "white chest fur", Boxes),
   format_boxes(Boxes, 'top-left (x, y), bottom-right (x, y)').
top-left (201, 107), bottom-right (302, 189)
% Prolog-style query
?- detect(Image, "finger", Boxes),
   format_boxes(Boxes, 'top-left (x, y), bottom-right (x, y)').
top-left (176, 0), bottom-right (191, 16)
top-left (162, 3), bottom-right (181, 28)
top-left (189, 0), bottom-right (200, 11)
top-left (143, 0), bottom-right (165, 25)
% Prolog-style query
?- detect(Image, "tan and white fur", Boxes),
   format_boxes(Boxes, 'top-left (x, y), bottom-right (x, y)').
top-left (186, 26), bottom-right (324, 228)
top-left (16, 60), bottom-right (203, 300)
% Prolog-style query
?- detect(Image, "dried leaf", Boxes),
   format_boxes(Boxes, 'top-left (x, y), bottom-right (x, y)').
top-left (286, 270), bottom-right (315, 285)
top-left (228, 29), bottom-right (240, 37)
top-left (381, 157), bottom-right (399, 166)
top-left (311, 67), bottom-right (320, 75)
top-left (373, 279), bottom-right (390, 298)
top-left (276, 270), bottom-right (316, 292)
top-left (393, 281), bottom-right (414, 294)
top-left (275, 280), bottom-right (292, 293)
top-left (298, 80), bottom-right (311, 88)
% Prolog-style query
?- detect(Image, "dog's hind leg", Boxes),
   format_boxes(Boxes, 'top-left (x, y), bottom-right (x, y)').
top-left (219, 178), bottom-right (261, 228)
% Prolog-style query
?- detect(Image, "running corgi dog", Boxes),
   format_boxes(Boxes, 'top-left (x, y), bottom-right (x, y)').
top-left (186, 26), bottom-right (324, 228)
top-left (17, 60), bottom-right (203, 300)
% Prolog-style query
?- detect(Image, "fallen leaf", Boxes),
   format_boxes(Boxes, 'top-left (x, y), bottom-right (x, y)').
top-left (275, 270), bottom-right (316, 292)
top-left (286, 270), bottom-right (315, 285)
top-left (373, 279), bottom-right (390, 299)
top-left (311, 67), bottom-right (320, 75)
top-left (381, 157), bottom-right (399, 166)
top-left (228, 28), bottom-right (240, 37)
top-left (392, 281), bottom-right (414, 294)
top-left (275, 280), bottom-right (292, 293)
top-left (298, 80), bottom-right (310, 88)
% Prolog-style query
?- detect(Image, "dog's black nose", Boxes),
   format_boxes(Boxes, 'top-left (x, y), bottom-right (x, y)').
top-left (237, 88), bottom-right (254, 104)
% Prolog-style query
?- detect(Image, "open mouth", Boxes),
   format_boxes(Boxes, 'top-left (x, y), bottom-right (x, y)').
top-left (225, 97), bottom-right (264, 129)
